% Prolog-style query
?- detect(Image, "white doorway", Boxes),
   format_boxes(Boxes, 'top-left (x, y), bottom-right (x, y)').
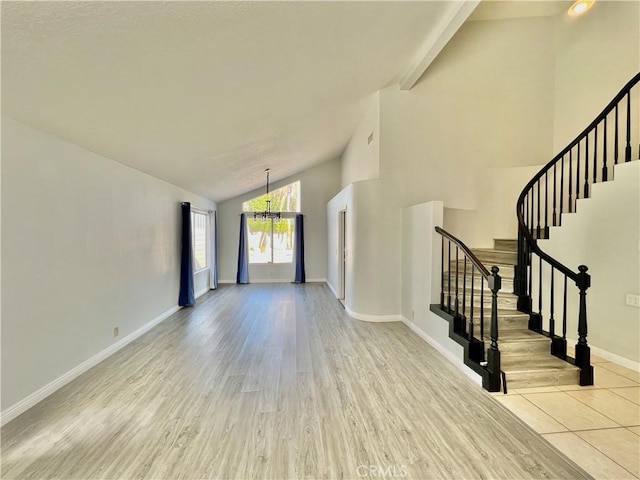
top-left (338, 209), bottom-right (346, 305)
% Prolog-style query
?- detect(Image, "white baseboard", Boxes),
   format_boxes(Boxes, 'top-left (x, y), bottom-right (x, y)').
top-left (345, 306), bottom-right (402, 323)
top-left (566, 337), bottom-right (640, 372)
top-left (401, 316), bottom-right (482, 386)
top-left (1, 304), bottom-right (181, 427)
top-left (218, 279), bottom-right (327, 285)
top-left (591, 346), bottom-right (640, 372)
top-left (195, 287), bottom-right (211, 299)
top-left (327, 281), bottom-right (339, 298)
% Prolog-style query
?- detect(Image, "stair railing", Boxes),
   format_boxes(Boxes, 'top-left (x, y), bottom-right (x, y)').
top-left (514, 72), bottom-right (640, 386)
top-left (435, 226), bottom-right (502, 391)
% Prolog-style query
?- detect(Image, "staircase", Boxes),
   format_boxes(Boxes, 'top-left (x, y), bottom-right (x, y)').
top-left (434, 72), bottom-right (639, 393)
top-left (471, 240), bottom-right (580, 390)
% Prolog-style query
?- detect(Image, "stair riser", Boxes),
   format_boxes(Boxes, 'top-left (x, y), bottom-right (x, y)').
top-left (446, 263), bottom-right (515, 279)
top-left (443, 296), bottom-right (518, 310)
top-left (471, 251), bottom-right (517, 265)
top-left (505, 369), bottom-right (579, 390)
top-left (499, 342), bottom-right (551, 356)
top-left (494, 239), bottom-right (518, 252)
top-left (498, 316), bottom-right (529, 330)
top-left (441, 277), bottom-right (515, 293)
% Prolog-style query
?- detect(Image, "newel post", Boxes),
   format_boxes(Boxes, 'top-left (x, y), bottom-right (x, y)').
top-left (485, 266), bottom-right (502, 392)
top-left (575, 265), bottom-right (594, 386)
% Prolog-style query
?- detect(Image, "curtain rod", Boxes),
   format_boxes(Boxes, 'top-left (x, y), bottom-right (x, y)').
top-left (182, 202), bottom-right (213, 214)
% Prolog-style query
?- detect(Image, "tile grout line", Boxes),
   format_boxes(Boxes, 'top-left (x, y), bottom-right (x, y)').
top-left (563, 390), bottom-right (634, 428)
top-left (573, 430), bottom-right (640, 479)
top-left (501, 393), bottom-right (573, 433)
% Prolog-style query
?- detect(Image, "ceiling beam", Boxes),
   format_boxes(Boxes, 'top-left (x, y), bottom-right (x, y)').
top-left (399, 0), bottom-right (481, 91)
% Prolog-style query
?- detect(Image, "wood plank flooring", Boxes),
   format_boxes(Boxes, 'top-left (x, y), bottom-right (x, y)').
top-left (1, 284), bottom-right (590, 479)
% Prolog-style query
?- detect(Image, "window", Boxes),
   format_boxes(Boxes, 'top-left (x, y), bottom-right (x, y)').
top-left (243, 182), bottom-right (300, 264)
top-left (191, 211), bottom-right (208, 272)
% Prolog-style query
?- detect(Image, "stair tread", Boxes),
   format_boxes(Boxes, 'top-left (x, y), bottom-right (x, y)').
top-left (502, 355), bottom-right (579, 372)
top-left (500, 329), bottom-right (551, 342)
top-left (471, 248), bottom-right (517, 254)
top-left (496, 309), bottom-right (528, 317)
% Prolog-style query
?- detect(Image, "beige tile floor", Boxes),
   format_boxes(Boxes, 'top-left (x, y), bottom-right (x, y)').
top-left (491, 355), bottom-right (640, 480)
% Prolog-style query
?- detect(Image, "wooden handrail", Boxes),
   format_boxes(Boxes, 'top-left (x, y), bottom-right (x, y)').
top-left (435, 226), bottom-right (490, 277)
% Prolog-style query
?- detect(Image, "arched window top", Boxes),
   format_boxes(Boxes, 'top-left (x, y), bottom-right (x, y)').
top-left (242, 181), bottom-right (300, 213)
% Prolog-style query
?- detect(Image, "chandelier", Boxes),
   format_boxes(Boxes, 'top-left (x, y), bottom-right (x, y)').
top-left (254, 168), bottom-right (281, 221)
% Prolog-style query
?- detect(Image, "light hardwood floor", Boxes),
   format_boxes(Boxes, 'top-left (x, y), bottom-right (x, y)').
top-left (1, 284), bottom-right (590, 479)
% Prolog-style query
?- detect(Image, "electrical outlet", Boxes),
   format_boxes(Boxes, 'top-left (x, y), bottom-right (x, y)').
top-left (625, 293), bottom-right (640, 308)
top-left (113, 327), bottom-right (119, 337)
top-left (411, 310), bottom-right (415, 320)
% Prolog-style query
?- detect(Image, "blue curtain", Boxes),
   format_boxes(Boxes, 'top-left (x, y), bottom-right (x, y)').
top-left (236, 213), bottom-right (249, 284)
top-left (211, 210), bottom-right (219, 289)
top-left (294, 214), bottom-right (306, 283)
top-left (178, 202), bottom-right (195, 306)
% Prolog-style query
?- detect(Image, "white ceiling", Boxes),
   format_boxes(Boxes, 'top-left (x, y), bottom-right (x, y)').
top-left (2, 1), bottom-right (463, 202)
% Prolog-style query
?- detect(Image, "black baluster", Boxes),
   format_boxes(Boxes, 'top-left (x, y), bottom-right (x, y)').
top-left (625, 92), bottom-right (632, 162)
top-left (552, 275), bottom-right (568, 359)
top-left (614, 104), bottom-right (619, 165)
top-left (440, 236), bottom-right (445, 308)
top-left (563, 276), bottom-right (568, 343)
top-left (575, 265), bottom-right (594, 386)
top-left (480, 277), bottom-right (485, 343)
top-left (447, 241), bottom-right (452, 312)
top-left (455, 246), bottom-right (459, 320)
top-left (536, 180), bottom-right (541, 239)
top-left (470, 265), bottom-right (475, 341)
top-left (559, 156), bottom-right (564, 226)
top-left (552, 163), bottom-right (557, 226)
top-left (462, 257), bottom-right (467, 322)
top-left (538, 257), bottom-right (543, 319)
top-left (602, 116), bottom-right (608, 181)
top-left (576, 142), bottom-right (581, 210)
top-left (528, 247), bottom-right (533, 303)
top-left (593, 124), bottom-right (598, 184)
top-left (568, 150), bottom-right (573, 213)
top-left (544, 172), bottom-right (549, 238)
top-left (549, 266), bottom-right (555, 339)
top-left (530, 190), bottom-right (534, 236)
top-left (584, 132), bottom-right (590, 198)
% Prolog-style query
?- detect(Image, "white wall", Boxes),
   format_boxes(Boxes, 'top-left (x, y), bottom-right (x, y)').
top-left (218, 159), bottom-right (341, 283)
top-left (1, 117), bottom-right (216, 413)
top-left (334, 16), bottom-right (556, 321)
top-left (348, 180), bottom-right (401, 318)
top-left (400, 200), bottom-right (480, 384)
top-left (536, 161), bottom-right (640, 365)
top-left (326, 180), bottom-right (401, 321)
top-left (341, 92), bottom-right (380, 188)
top-left (553, 1), bottom-right (640, 153)
top-left (379, 15), bottom-right (556, 212)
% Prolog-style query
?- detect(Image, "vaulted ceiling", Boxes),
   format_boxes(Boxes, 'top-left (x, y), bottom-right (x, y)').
top-left (1, 1), bottom-right (569, 202)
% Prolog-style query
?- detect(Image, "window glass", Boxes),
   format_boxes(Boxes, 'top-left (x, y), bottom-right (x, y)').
top-left (192, 212), bottom-right (207, 271)
top-left (243, 181), bottom-right (300, 213)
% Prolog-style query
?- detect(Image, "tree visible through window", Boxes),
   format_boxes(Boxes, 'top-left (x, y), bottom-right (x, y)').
top-left (192, 211), bottom-right (207, 271)
top-left (243, 181), bottom-right (300, 264)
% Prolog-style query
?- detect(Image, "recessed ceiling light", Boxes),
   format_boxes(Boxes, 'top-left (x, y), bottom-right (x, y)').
top-left (568, 0), bottom-right (595, 16)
